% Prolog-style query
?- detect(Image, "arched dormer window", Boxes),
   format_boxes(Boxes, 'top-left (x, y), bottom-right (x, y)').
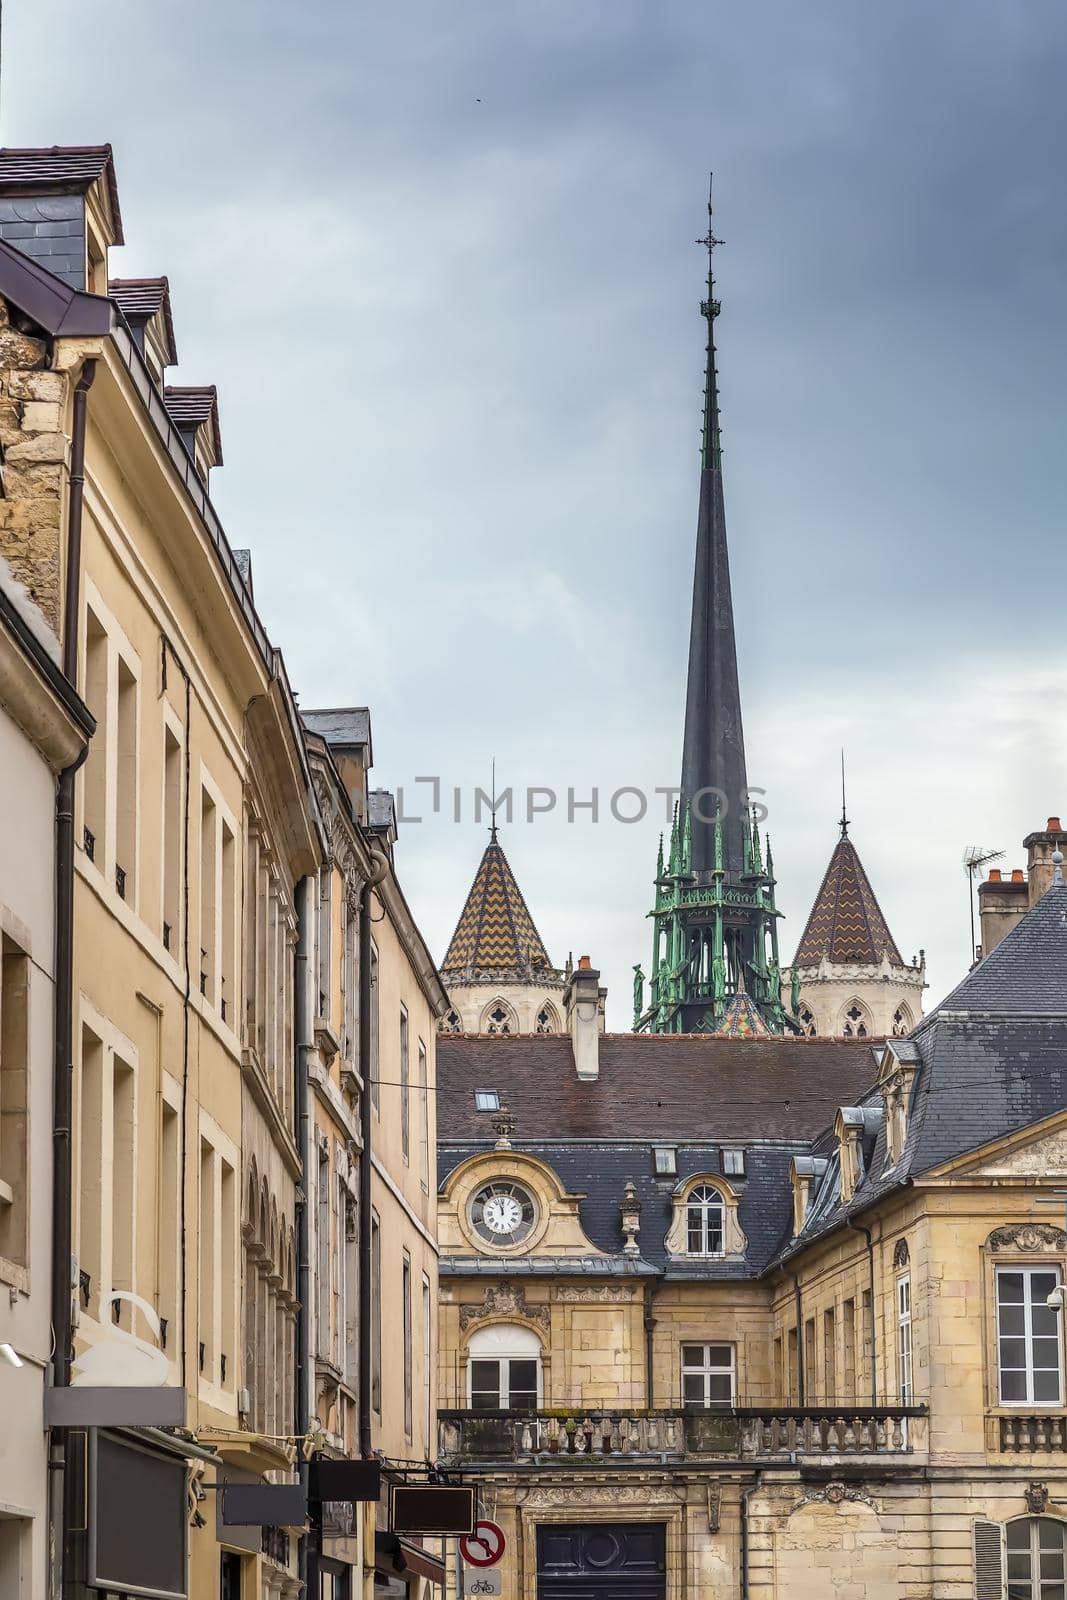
top-left (687, 1185), bottom-right (725, 1256)
top-left (468, 1323), bottom-right (542, 1410)
top-left (841, 1000), bottom-right (872, 1039)
top-left (439, 1009), bottom-right (462, 1034)
top-left (535, 1002), bottom-right (560, 1034)
top-left (481, 999), bottom-right (516, 1036)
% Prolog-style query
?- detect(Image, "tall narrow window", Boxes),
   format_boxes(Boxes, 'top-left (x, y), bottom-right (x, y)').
top-left (400, 1010), bottom-right (410, 1163)
top-left (0, 937), bottom-right (29, 1267)
top-left (220, 1160), bottom-right (235, 1388)
top-left (896, 1276), bottom-right (913, 1401)
top-left (823, 1306), bottom-right (837, 1401)
top-left (199, 789), bottom-right (217, 1005)
top-left (220, 822), bottom-right (235, 1026)
top-left (681, 1343), bottom-right (735, 1408)
top-left (997, 1267), bottom-right (1062, 1405)
top-left (82, 609), bottom-right (108, 864)
top-left (804, 1317), bottom-right (816, 1401)
top-left (115, 656), bottom-right (137, 901)
top-left (861, 1289), bottom-right (873, 1393)
top-left (318, 872), bottom-right (332, 1019)
top-left (402, 1251), bottom-right (412, 1439)
top-left (111, 1054), bottom-right (136, 1323)
top-left (370, 1212), bottom-right (381, 1413)
top-left (370, 943), bottom-right (379, 1114)
top-left (686, 1185), bottom-right (725, 1255)
top-left (423, 1273), bottom-right (432, 1448)
top-left (162, 726), bottom-right (182, 953)
top-left (773, 1335), bottom-right (783, 1401)
top-left (418, 1040), bottom-right (429, 1193)
top-left (332, 1171), bottom-right (343, 1368)
top-left (344, 1194), bottom-right (358, 1384)
top-left (842, 1298), bottom-right (857, 1402)
top-left (159, 1101), bottom-right (179, 1354)
top-left (317, 1145), bottom-right (330, 1357)
top-left (78, 1026), bottom-right (104, 1319)
top-left (199, 1140), bottom-right (215, 1381)
top-left (787, 1327), bottom-right (798, 1402)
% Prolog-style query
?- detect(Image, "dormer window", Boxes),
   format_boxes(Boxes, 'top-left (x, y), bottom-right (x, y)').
top-left (722, 1149), bottom-right (746, 1178)
top-left (790, 1156), bottom-right (828, 1236)
top-left (653, 1146), bottom-right (677, 1178)
top-left (834, 1107), bottom-right (882, 1203)
top-left (474, 1090), bottom-right (500, 1113)
top-left (686, 1185), bottom-right (725, 1256)
top-left (878, 1042), bottom-right (921, 1170)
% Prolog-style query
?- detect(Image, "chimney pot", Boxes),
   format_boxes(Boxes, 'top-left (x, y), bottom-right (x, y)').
top-left (1049, 817), bottom-right (1062, 832)
top-left (578, 955), bottom-right (591, 970)
top-left (564, 959), bottom-right (602, 1080)
top-left (1011, 868), bottom-right (1025, 883)
top-left (988, 869), bottom-right (1002, 882)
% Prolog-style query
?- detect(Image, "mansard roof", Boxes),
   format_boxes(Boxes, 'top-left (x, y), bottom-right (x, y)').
top-left (441, 833), bottom-right (557, 982)
top-left (793, 830), bottom-right (904, 967)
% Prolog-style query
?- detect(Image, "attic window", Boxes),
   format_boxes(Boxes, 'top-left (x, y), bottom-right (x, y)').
top-left (653, 1147), bottom-right (677, 1178)
top-left (721, 1149), bottom-right (746, 1178)
top-left (474, 1090), bottom-right (500, 1114)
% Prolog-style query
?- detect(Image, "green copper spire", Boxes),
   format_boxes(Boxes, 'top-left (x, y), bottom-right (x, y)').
top-left (699, 174), bottom-right (723, 472)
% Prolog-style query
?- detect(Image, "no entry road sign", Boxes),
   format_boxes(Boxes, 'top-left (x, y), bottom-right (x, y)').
top-left (460, 1520), bottom-right (506, 1568)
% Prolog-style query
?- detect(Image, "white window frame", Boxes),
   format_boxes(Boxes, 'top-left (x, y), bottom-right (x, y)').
top-left (722, 1149), bottom-right (745, 1177)
top-left (896, 1275), bottom-right (913, 1401)
top-left (681, 1342), bottom-right (736, 1408)
top-left (686, 1184), bottom-right (726, 1257)
top-left (467, 1324), bottom-right (542, 1410)
top-left (1006, 1515), bottom-right (1067, 1599)
top-left (996, 1265), bottom-right (1064, 1407)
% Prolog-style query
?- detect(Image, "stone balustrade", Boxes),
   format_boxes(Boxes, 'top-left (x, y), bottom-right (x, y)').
top-left (438, 1404), bottom-right (927, 1464)
top-left (996, 1413), bottom-right (1067, 1453)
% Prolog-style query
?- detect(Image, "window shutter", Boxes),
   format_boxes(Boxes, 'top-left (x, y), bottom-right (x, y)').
top-left (973, 1519), bottom-right (1005, 1600)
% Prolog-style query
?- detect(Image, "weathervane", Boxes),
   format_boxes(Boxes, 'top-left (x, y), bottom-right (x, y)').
top-left (839, 749), bottom-right (849, 838)
top-left (697, 172), bottom-right (723, 322)
top-left (489, 756), bottom-right (499, 843)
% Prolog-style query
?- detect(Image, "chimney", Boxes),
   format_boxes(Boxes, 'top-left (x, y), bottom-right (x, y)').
top-left (1025, 816), bottom-right (1067, 903)
top-left (0, 146), bottom-right (123, 294)
top-left (564, 955), bottom-right (603, 1082)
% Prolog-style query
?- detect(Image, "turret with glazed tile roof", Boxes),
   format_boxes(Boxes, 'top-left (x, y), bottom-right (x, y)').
top-left (438, 828), bottom-right (569, 1036)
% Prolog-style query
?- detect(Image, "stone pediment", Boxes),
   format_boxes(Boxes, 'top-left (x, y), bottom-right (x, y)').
top-left (942, 1113), bottom-right (1067, 1180)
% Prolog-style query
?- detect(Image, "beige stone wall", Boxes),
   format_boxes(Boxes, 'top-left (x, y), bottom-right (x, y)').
top-left (782, 960), bottom-right (924, 1038)
top-left (443, 977), bottom-right (566, 1035)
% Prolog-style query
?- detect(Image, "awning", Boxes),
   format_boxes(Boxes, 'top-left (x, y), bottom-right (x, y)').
top-left (375, 1532), bottom-right (446, 1587)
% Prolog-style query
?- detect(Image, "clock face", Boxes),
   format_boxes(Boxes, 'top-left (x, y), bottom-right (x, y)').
top-left (471, 1182), bottom-right (537, 1247)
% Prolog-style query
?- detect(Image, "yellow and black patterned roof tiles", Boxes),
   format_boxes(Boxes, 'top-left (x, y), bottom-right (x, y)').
top-left (441, 836), bottom-right (556, 979)
top-left (794, 833), bottom-right (904, 967)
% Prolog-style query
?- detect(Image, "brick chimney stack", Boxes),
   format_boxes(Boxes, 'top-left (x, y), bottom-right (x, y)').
top-left (563, 955), bottom-right (606, 1081)
top-left (979, 817), bottom-right (1067, 958)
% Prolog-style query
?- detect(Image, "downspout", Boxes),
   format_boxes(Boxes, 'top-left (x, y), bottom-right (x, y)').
top-left (846, 1216), bottom-right (878, 1403)
top-left (642, 1281), bottom-right (657, 1409)
top-left (740, 1470), bottom-right (763, 1600)
top-left (294, 875), bottom-right (316, 1596)
top-left (51, 359), bottom-right (95, 1600)
top-left (358, 881), bottom-right (373, 1459)
top-left (782, 1265), bottom-right (804, 1405)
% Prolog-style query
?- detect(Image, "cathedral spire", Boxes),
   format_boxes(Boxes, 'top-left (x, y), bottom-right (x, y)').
top-left (680, 175), bottom-right (749, 880)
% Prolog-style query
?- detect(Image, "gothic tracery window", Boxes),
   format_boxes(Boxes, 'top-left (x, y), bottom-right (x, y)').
top-left (800, 1006), bottom-right (816, 1037)
top-left (892, 1005), bottom-right (912, 1037)
top-left (484, 1002), bottom-right (514, 1035)
top-left (842, 1002), bottom-right (870, 1039)
top-left (439, 1009), bottom-right (462, 1034)
top-left (535, 1003), bottom-right (559, 1034)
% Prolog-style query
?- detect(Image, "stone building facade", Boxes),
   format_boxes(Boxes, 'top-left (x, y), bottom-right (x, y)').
top-left (436, 881), bottom-right (1067, 1599)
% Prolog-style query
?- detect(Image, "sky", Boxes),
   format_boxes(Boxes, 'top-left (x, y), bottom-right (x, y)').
top-left (6, 0), bottom-right (1067, 1027)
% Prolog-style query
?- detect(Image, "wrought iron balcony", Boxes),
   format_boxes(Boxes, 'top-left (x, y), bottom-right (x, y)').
top-left (438, 1403), bottom-right (927, 1464)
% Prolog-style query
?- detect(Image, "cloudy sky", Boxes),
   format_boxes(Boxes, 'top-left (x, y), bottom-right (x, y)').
top-left (7, 1), bottom-right (1067, 1026)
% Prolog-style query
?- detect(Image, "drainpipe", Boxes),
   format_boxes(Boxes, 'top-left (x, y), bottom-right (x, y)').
top-left (295, 875), bottom-right (316, 1596)
top-left (846, 1217), bottom-right (878, 1403)
top-left (643, 1281), bottom-right (658, 1409)
top-left (51, 360), bottom-right (95, 1600)
top-left (358, 880), bottom-right (374, 1460)
top-left (783, 1265), bottom-right (804, 1405)
top-left (739, 1470), bottom-right (763, 1600)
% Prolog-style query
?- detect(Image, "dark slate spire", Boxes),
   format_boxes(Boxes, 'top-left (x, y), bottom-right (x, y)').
top-left (680, 177), bottom-right (748, 879)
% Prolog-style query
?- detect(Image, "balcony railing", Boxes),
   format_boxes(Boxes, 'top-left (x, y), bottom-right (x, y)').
top-left (995, 1413), bottom-right (1067, 1453)
top-left (439, 1403), bottom-right (927, 1464)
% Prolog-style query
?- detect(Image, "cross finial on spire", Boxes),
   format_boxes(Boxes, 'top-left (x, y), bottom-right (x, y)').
top-left (839, 749), bottom-right (850, 837)
top-left (696, 171), bottom-right (723, 323)
top-left (489, 756), bottom-right (499, 843)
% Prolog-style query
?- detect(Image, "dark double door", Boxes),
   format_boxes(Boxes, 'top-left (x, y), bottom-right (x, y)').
top-left (536, 1523), bottom-right (667, 1600)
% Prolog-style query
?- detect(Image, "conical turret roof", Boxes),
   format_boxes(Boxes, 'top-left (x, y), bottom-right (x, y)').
top-left (441, 833), bottom-right (557, 981)
top-left (794, 833), bottom-right (904, 968)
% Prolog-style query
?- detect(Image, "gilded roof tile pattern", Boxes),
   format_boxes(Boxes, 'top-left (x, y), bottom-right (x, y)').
top-left (441, 836), bottom-right (555, 980)
top-left (794, 834), bottom-right (904, 967)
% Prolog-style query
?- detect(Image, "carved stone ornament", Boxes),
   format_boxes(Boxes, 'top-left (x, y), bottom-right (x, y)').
top-left (796, 1481), bottom-right (876, 1511)
top-left (706, 1485), bottom-right (721, 1533)
top-left (893, 1239), bottom-right (910, 1268)
top-left (458, 1282), bottom-right (550, 1330)
top-left (988, 1224), bottom-right (1067, 1254)
top-left (555, 1285), bottom-right (638, 1304)
top-left (1027, 1482), bottom-right (1050, 1515)
top-left (523, 1483), bottom-right (687, 1508)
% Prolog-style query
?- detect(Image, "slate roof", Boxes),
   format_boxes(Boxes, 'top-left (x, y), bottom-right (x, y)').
top-left (793, 831), bottom-right (904, 966)
top-left (437, 1033), bottom-right (877, 1142)
top-left (302, 707), bottom-right (372, 752)
top-left (439, 1140), bottom-right (803, 1278)
top-left (109, 276), bottom-right (177, 365)
top-left (163, 384), bottom-right (223, 464)
top-left (440, 834), bottom-right (558, 981)
top-left (0, 145), bottom-right (124, 242)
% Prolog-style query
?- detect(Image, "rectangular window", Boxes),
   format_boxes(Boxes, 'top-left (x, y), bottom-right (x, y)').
top-left (842, 1297), bottom-right (857, 1401)
top-left (803, 1317), bottom-right (816, 1400)
top-left (82, 608), bottom-right (108, 864)
top-left (787, 1327), bottom-right (798, 1402)
top-left (220, 822), bottom-right (235, 1025)
top-left (318, 872), bottom-right (331, 1019)
top-left (159, 1100), bottom-right (179, 1353)
top-left (342, 902), bottom-right (357, 1062)
top-left (162, 726), bottom-right (182, 953)
top-left (111, 1053), bottom-right (136, 1322)
top-left (402, 1251), bottom-right (412, 1439)
top-left (722, 1148), bottom-right (746, 1177)
top-left (115, 655), bottom-right (137, 901)
top-left (399, 1009), bottom-right (410, 1163)
top-left (220, 1159), bottom-right (235, 1388)
top-left (370, 1211), bottom-right (381, 1413)
top-left (344, 1194), bottom-right (358, 1384)
top-left (199, 1139), bottom-right (215, 1381)
top-left (653, 1146), bottom-right (677, 1177)
top-left (823, 1306), bottom-right (837, 1400)
top-left (474, 1090), bottom-right (499, 1114)
top-left (997, 1266), bottom-right (1063, 1405)
top-left (897, 1276), bottom-right (913, 1401)
top-left (773, 1335), bottom-right (783, 1400)
top-left (0, 937), bottom-right (29, 1266)
top-left (861, 1288), bottom-right (873, 1393)
top-left (681, 1343), bottom-right (735, 1408)
top-left (469, 1358), bottom-right (539, 1410)
top-left (370, 943), bottom-right (379, 1115)
top-left (317, 1146), bottom-right (330, 1358)
top-left (199, 788), bottom-right (216, 1005)
top-left (418, 1041), bottom-right (430, 1192)
top-left (423, 1273), bottom-right (432, 1447)
top-left (78, 1025), bottom-right (105, 1319)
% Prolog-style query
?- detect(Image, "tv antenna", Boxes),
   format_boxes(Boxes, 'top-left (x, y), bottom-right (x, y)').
top-left (962, 845), bottom-right (1005, 966)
